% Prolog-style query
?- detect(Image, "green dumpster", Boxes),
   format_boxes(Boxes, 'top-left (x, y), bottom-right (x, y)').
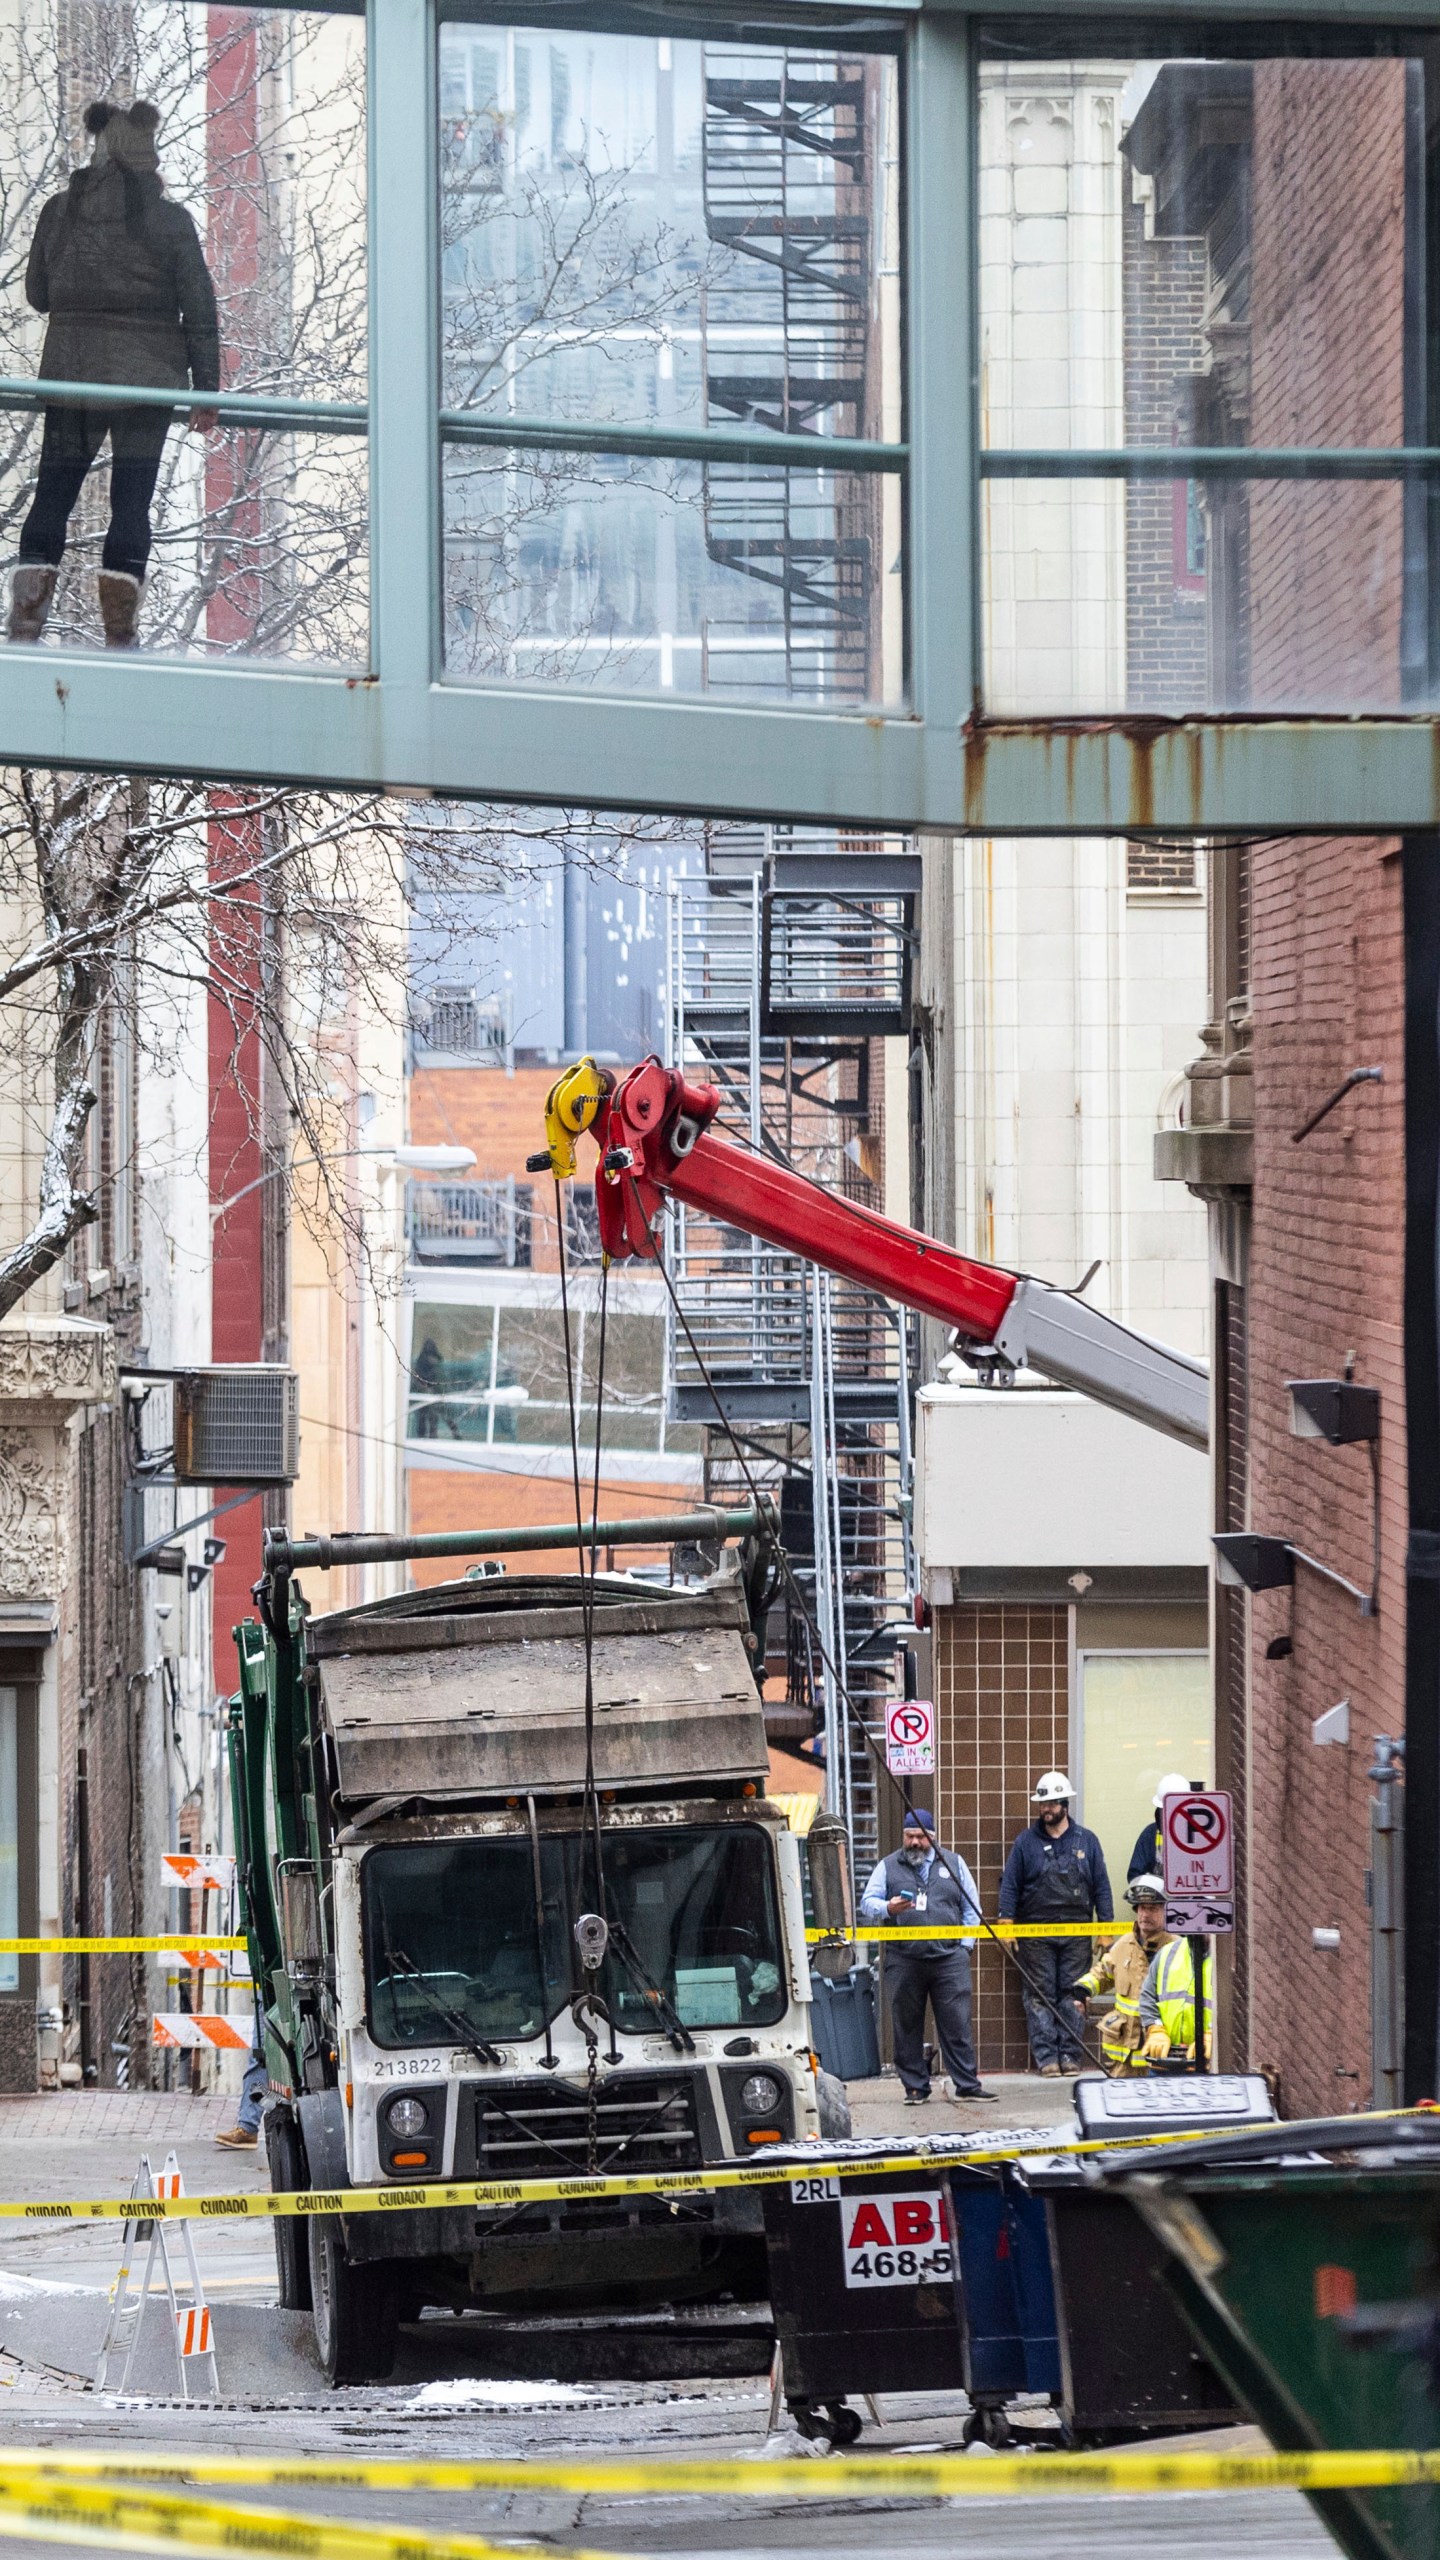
top-left (1106, 2119), bottom-right (1440, 2560)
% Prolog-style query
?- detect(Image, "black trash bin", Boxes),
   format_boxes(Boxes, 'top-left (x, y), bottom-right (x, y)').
top-left (1017, 2154), bottom-right (1239, 2441)
top-left (1013, 2071), bottom-right (1278, 2445)
top-left (761, 2143), bottom-right (964, 2443)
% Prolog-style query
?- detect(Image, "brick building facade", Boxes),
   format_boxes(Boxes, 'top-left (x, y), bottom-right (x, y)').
top-left (1150, 56), bottom-right (1418, 2104)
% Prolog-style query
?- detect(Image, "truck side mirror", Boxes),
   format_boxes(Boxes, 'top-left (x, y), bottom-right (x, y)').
top-left (808, 1815), bottom-right (856, 1981)
top-left (278, 1861), bottom-right (324, 1984)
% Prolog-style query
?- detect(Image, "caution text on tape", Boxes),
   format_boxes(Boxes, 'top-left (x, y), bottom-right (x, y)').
top-left (0, 2466), bottom-right (622, 2560)
top-left (0, 2111), bottom-right (1414, 2225)
top-left (810, 1922), bottom-right (1131, 1942)
top-left (0, 1936), bottom-right (246, 1955)
top-left (13, 2445), bottom-right (1440, 2502)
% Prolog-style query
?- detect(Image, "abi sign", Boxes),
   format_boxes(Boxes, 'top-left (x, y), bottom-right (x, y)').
top-left (840, 2187), bottom-right (953, 2287)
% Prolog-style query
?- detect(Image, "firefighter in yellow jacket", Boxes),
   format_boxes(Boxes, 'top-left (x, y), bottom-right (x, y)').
top-left (1141, 1929), bottom-right (1215, 2066)
top-left (1073, 1874), bottom-right (1173, 2073)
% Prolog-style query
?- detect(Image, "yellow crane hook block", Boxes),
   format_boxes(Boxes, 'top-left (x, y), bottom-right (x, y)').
top-left (526, 1057), bottom-right (611, 1181)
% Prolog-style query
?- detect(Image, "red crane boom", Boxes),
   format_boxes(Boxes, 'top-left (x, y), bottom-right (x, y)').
top-left (532, 1057), bottom-right (1209, 1452)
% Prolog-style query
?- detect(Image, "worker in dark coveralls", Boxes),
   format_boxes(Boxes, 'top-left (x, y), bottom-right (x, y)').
top-left (10, 99), bottom-right (219, 648)
top-left (859, 1809), bottom-right (992, 2105)
top-left (999, 1769), bottom-right (1113, 2075)
top-left (1126, 1771), bottom-right (1192, 1884)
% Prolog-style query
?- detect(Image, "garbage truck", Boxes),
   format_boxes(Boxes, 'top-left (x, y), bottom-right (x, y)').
top-left (228, 1503), bottom-right (852, 2382)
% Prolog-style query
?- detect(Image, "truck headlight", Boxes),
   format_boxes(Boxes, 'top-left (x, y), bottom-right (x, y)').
top-left (385, 2095), bottom-right (430, 2139)
top-left (739, 2072), bottom-right (783, 2116)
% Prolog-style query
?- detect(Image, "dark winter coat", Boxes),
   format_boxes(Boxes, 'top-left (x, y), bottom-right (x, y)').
top-left (998, 1817), bottom-right (1114, 1922)
top-left (26, 165), bottom-right (219, 395)
top-left (1127, 1818), bottom-right (1163, 1884)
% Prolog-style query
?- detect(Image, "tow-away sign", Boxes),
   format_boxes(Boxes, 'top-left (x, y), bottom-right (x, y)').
top-left (840, 2188), bottom-right (953, 2287)
top-left (1162, 1790), bottom-right (1233, 1897)
top-left (886, 1699), bottom-right (934, 1777)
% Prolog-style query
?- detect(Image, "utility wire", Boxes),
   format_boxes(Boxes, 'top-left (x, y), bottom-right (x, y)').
top-left (622, 1171), bottom-right (1106, 2071)
top-left (554, 1182), bottom-right (618, 2068)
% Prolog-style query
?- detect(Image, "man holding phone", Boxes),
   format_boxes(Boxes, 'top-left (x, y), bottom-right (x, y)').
top-left (859, 1809), bottom-right (992, 2104)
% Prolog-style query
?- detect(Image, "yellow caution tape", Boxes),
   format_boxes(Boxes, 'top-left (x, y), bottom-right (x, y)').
top-left (11, 2445), bottom-right (1440, 2502)
top-left (811, 1923), bottom-right (1132, 1942)
top-left (0, 1936), bottom-right (246, 1955)
top-left (0, 2467), bottom-right (623, 2560)
top-left (0, 2111), bottom-right (1415, 2225)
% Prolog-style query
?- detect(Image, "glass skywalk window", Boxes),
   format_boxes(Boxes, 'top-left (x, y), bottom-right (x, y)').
top-left (979, 33), bottom-right (1437, 717)
top-left (0, 0), bottom-right (1434, 835)
top-left (0, 0), bottom-right (367, 664)
top-left (437, 23), bottom-right (905, 708)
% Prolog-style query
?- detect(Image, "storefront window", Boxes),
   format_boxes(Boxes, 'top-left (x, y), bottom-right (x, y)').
top-left (1078, 1652), bottom-right (1212, 1895)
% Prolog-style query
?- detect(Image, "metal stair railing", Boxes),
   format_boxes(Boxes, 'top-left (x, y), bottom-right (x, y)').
top-left (666, 866), bottom-right (915, 1876)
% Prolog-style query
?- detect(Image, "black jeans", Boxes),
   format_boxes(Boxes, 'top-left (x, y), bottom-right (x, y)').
top-left (885, 1951), bottom-right (979, 2093)
top-left (1017, 1936), bottom-right (1091, 2068)
top-left (19, 402), bottom-right (173, 580)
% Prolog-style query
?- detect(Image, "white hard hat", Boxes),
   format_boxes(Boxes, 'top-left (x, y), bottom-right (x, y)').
top-left (1152, 1771), bottom-right (1192, 1812)
top-left (1126, 1872), bottom-right (1166, 1906)
top-left (1032, 1769), bottom-right (1074, 1804)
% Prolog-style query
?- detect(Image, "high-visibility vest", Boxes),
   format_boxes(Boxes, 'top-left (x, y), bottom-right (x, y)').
top-left (1153, 1936), bottom-right (1214, 2055)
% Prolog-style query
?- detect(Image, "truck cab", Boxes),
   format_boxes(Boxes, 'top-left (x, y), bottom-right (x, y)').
top-left (230, 1536), bottom-right (845, 2381)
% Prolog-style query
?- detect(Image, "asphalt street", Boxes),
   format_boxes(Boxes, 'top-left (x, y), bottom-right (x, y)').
top-left (0, 2087), bottom-right (1343, 2560)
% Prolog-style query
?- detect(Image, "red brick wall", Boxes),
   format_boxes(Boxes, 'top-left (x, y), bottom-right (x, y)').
top-left (1243, 839), bottom-right (1406, 2115)
top-left (1236, 61), bottom-right (1411, 2111)
top-left (410, 1067), bottom-right (563, 1268)
top-left (407, 1464), bottom-right (691, 1581)
top-left (1248, 61), bottom-right (1407, 710)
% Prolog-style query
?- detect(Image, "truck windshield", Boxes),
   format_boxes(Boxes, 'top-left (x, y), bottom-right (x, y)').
top-left (363, 1825), bottom-right (786, 2048)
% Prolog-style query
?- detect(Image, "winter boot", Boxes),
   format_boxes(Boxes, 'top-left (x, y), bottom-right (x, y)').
top-left (97, 569), bottom-right (143, 649)
top-left (8, 565), bottom-right (56, 643)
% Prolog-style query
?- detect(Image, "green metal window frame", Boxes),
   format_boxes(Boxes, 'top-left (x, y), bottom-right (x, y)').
top-left (0, 0), bottom-right (1438, 832)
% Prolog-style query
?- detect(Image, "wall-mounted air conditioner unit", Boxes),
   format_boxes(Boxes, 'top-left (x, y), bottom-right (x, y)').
top-left (172, 1367), bottom-right (300, 1486)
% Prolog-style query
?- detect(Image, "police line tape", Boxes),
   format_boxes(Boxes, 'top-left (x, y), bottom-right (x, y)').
top-left (0, 1936), bottom-right (246, 1955)
top-left (0, 2111), bottom-right (1415, 2225)
top-left (0, 2466), bottom-right (620, 2560)
top-left (11, 2443), bottom-right (1440, 2504)
top-left (807, 1923), bottom-right (1132, 1942)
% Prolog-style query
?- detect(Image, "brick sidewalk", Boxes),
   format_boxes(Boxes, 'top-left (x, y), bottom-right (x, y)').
top-left (0, 2092), bottom-right (232, 2142)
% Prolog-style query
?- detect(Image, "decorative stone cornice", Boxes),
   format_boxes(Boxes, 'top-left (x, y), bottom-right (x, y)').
top-left (0, 1317), bottom-right (114, 1409)
top-left (0, 1430), bottom-right (65, 1599)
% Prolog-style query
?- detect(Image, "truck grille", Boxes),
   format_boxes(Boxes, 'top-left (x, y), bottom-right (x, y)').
top-left (475, 2076), bottom-right (703, 2179)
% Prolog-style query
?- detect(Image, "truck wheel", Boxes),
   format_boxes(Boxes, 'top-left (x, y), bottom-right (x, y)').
top-left (815, 2070), bottom-right (852, 2139)
top-left (265, 2110), bottom-right (311, 2312)
top-left (308, 2216), bottom-right (399, 2385)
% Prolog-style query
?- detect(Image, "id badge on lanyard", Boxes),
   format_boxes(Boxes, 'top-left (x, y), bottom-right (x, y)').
top-left (914, 1893), bottom-right (928, 1913)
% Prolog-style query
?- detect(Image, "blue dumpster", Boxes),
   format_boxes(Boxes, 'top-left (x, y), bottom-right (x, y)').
top-left (947, 2164), bottom-right (1059, 2445)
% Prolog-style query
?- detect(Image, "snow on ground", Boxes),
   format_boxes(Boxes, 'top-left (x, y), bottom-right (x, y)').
top-left (408, 2376), bottom-right (597, 2407)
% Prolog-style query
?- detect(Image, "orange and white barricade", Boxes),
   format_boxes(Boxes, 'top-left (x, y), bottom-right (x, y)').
top-left (152, 2012), bottom-right (250, 2051)
top-left (94, 2149), bottom-right (219, 2401)
top-left (159, 1853), bottom-right (236, 1895)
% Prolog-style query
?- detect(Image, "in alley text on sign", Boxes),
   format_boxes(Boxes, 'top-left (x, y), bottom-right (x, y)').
top-left (886, 1699), bottom-right (935, 1778)
top-left (1162, 1791), bottom-right (1233, 1898)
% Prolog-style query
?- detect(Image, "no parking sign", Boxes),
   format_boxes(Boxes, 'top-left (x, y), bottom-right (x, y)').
top-left (886, 1699), bottom-right (934, 1777)
top-left (1162, 1789), bottom-right (1234, 1934)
